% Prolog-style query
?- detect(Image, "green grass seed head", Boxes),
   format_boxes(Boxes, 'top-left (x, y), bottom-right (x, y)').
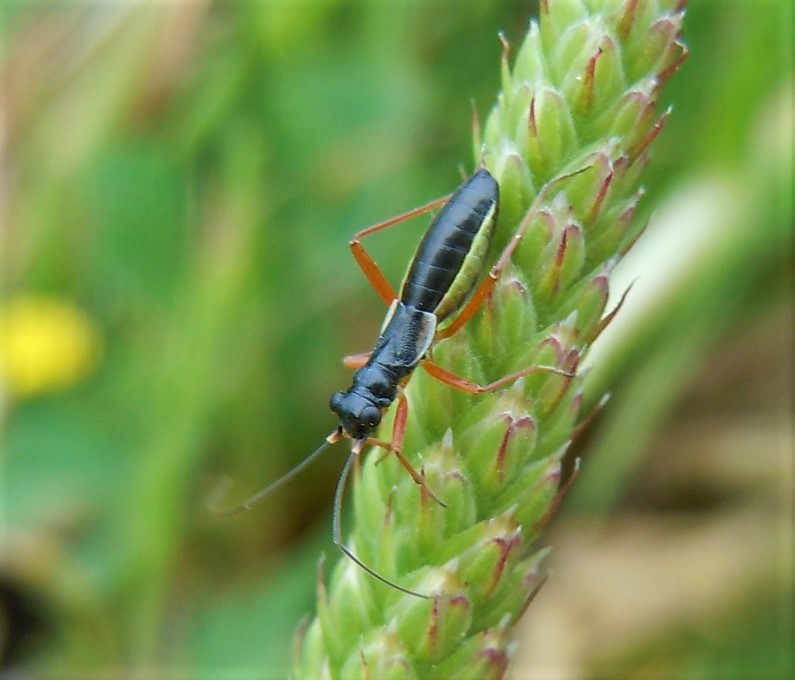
top-left (294, 1), bottom-right (687, 676)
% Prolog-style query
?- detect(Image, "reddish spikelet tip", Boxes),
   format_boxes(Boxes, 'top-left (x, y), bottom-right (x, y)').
top-left (426, 596), bottom-right (441, 656)
top-left (628, 107), bottom-right (671, 161)
top-left (528, 96), bottom-right (538, 137)
top-left (618, 0), bottom-right (641, 40)
top-left (582, 47), bottom-right (603, 112)
top-left (498, 32), bottom-right (510, 62)
top-left (588, 170), bottom-right (614, 225)
top-left (479, 647), bottom-right (510, 678)
top-left (516, 572), bottom-right (549, 620)
top-left (657, 40), bottom-right (689, 90)
top-left (488, 533), bottom-right (520, 595)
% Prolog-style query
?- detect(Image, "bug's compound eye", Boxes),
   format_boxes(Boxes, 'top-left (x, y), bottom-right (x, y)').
top-left (359, 405), bottom-right (381, 430)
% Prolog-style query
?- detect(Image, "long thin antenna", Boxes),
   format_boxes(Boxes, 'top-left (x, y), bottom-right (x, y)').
top-left (332, 449), bottom-right (430, 600)
top-left (212, 429), bottom-right (342, 515)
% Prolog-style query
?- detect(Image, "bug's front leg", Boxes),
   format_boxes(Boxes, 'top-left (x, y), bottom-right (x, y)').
top-left (365, 393), bottom-right (447, 508)
top-left (342, 352), bottom-right (370, 369)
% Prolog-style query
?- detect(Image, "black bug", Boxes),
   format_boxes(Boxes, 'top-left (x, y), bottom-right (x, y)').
top-left (218, 167), bottom-right (581, 597)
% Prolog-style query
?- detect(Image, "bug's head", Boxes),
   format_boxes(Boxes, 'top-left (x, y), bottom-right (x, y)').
top-left (329, 390), bottom-right (382, 441)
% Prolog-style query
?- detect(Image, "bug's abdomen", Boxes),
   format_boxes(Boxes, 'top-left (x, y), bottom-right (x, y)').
top-left (399, 169), bottom-right (499, 322)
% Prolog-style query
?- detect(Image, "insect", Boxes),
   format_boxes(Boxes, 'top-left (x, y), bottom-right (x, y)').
top-left (218, 167), bottom-right (579, 597)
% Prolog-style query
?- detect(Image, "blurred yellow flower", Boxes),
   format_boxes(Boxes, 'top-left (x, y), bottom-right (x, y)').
top-left (0, 296), bottom-right (101, 397)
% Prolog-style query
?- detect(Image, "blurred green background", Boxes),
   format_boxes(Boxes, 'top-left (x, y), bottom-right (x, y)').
top-left (1, 1), bottom-right (791, 678)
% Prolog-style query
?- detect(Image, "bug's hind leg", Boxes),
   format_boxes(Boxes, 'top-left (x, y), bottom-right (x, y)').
top-left (350, 193), bottom-right (452, 305)
top-left (365, 393), bottom-right (447, 508)
top-left (421, 359), bottom-right (575, 395)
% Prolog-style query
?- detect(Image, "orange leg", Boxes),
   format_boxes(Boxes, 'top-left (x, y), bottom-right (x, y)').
top-left (434, 269), bottom-right (498, 340)
top-left (435, 166), bottom-right (591, 341)
top-left (421, 359), bottom-right (574, 395)
top-left (343, 352), bottom-right (370, 369)
top-left (364, 393), bottom-right (447, 508)
top-left (350, 193), bottom-right (452, 305)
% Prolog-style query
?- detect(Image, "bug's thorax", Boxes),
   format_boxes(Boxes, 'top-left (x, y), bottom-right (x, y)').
top-left (329, 301), bottom-right (436, 440)
top-left (329, 169), bottom-right (498, 444)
